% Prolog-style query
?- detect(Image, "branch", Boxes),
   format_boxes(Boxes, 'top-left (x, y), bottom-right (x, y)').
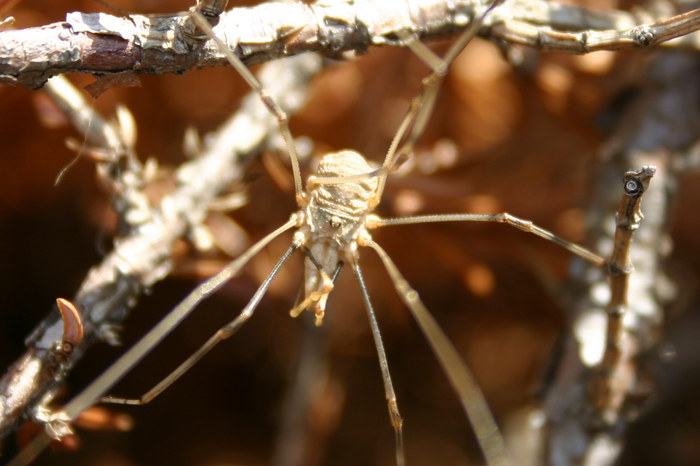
top-left (542, 50), bottom-right (700, 465)
top-left (0, 52), bottom-right (322, 444)
top-left (491, 7), bottom-right (700, 53)
top-left (1, 0), bottom-right (699, 89)
top-left (587, 166), bottom-right (656, 425)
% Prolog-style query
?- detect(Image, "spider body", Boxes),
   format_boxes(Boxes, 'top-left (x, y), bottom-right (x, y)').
top-left (294, 150), bottom-right (380, 325)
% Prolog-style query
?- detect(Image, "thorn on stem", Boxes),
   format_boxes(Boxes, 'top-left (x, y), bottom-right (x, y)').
top-left (56, 298), bottom-right (84, 348)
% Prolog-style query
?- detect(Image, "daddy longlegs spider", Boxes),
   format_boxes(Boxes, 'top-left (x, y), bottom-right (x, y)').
top-left (21, 2), bottom-right (615, 465)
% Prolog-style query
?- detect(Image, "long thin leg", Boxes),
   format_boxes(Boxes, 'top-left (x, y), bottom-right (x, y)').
top-left (57, 215), bottom-right (298, 421)
top-left (103, 243), bottom-right (298, 405)
top-left (362, 236), bottom-right (510, 466)
top-left (370, 213), bottom-right (606, 267)
top-left (8, 217), bottom-right (298, 466)
top-left (190, 12), bottom-right (305, 204)
top-left (351, 261), bottom-right (405, 466)
top-left (373, 1), bottom-right (502, 206)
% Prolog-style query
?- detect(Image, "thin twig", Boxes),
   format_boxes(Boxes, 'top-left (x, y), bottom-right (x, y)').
top-left (43, 75), bottom-right (153, 230)
top-left (587, 166), bottom-right (656, 425)
top-left (491, 8), bottom-right (700, 53)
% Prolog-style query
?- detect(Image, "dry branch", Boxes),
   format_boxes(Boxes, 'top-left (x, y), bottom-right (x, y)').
top-left (542, 50), bottom-right (700, 466)
top-left (1, 0), bottom-right (699, 89)
top-left (0, 51), bottom-right (321, 448)
top-left (588, 165), bottom-right (656, 425)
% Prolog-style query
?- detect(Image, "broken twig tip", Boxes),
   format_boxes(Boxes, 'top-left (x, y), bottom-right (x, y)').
top-left (623, 165), bottom-right (656, 196)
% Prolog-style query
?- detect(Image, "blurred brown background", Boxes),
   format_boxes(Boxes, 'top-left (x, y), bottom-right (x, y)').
top-left (2, 0), bottom-right (700, 465)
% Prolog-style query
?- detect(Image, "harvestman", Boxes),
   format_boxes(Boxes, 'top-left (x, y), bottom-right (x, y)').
top-left (37, 3), bottom-right (609, 466)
